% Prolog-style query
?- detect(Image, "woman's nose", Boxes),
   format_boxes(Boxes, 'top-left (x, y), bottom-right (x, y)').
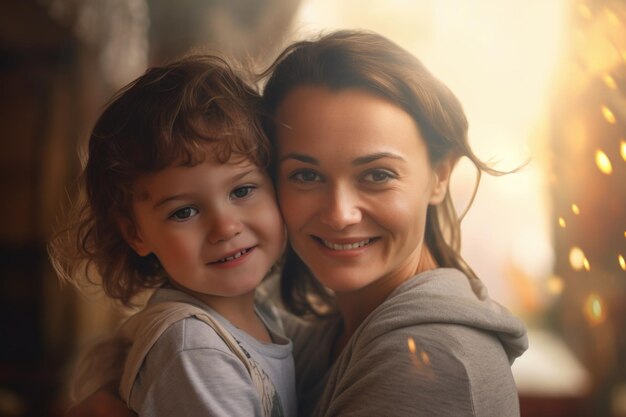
top-left (319, 185), bottom-right (362, 231)
top-left (206, 211), bottom-right (243, 243)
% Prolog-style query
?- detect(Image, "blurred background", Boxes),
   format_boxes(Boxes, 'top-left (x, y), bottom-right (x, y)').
top-left (0, 0), bottom-right (624, 416)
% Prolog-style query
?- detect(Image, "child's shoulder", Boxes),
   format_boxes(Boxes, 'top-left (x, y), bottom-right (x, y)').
top-left (122, 297), bottom-right (240, 359)
top-left (153, 312), bottom-right (236, 354)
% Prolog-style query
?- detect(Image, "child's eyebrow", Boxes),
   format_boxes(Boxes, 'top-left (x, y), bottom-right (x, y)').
top-left (153, 194), bottom-right (195, 209)
top-left (152, 168), bottom-right (258, 209)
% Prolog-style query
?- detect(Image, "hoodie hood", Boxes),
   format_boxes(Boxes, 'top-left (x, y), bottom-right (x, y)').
top-left (360, 268), bottom-right (528, 364)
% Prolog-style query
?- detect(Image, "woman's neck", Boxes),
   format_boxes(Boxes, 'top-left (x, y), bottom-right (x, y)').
top-left (333, 276), bottom-right (400, 356)
top-left (331, 246), bottom-right (438, 360)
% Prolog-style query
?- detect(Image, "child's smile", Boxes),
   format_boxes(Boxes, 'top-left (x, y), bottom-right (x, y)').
top-left (126, 146), bottom-right (285, 301)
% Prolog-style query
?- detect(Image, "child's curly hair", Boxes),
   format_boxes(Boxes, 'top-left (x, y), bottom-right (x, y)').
top-left (49, 54), bottom-right (271, 306)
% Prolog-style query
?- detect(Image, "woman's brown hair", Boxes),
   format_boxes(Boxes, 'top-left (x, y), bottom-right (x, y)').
top-left (262, 30), bottom-right (509, 317)
top-left (49, 54), bottom-right (271, 306)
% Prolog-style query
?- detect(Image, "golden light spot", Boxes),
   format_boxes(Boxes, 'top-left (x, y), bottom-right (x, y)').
top-left (547, 276), bottom-right (564, 295)
top-left (558, 217), bottom-right (566, 228)
top-left (420, 351), bottom-right (430, 365)
top-left (619, 255), bottom-right (626, 271)
top-left (572, 204), bottom-right (581, 215)
top-left (578, 3), bottom-right (592, 19)
top-left (583, 293), bottom-right (606, 326)
top-left (620, 140), bottom-right (626, 162)
top-left (595, 150), bottom-right (613, 174)
top-left (407, 337), bottom-right (416, 354)
top-left (602, 105), bottom-right (616, 124)
top-left (605, 8), bottom-right (620, 25)
top-left (569, 247), bottom-right (586, 270)
top-left (603, 74), bottom-right (617, 89)
top-left (583, 257), bottom-right (591, 271)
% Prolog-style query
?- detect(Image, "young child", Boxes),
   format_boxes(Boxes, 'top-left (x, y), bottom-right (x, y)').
top-left (49, 54), bottom-right (295, 417)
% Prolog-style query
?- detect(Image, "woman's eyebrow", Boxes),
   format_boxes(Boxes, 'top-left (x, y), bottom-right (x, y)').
top-left (352, 152), bottom-right (406, 165)
top-left (279, 153), bottom-right (319, 165)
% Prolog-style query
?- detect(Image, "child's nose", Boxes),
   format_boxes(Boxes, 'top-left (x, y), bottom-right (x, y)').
top-left (206, 212), bottom-right (243, 243)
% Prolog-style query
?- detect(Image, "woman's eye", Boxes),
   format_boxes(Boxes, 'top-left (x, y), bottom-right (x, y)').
top-left (231, 185), bottom-right (255, 199)
top-left (290, 170), bottom-right (322, 183)
top-left (362, 170), bottom-right (396, 183)
top-left (170, 207), bottom-right (198, 221)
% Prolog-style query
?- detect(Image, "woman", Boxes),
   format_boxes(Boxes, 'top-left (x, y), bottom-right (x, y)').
top-left (69, 30), bottom-right (527, 417)
top-left (261, 30), bottom-right (527, 417)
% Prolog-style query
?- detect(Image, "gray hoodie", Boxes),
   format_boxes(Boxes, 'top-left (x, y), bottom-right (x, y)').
top-left (283, 268), bottom-right (528, 417)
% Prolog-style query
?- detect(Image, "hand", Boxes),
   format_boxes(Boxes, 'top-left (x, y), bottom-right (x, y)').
top-left (65, 390), bottom-right (135, 417)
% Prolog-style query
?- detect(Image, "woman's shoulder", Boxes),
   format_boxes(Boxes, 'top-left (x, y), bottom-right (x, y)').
top-left (361, 321), bottom-right (513, 378)
top-left (359, 268), bottom-right (528, 363)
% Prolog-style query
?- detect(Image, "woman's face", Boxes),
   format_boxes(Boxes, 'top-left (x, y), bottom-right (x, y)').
top-left (275, 86), bottom-right (451, 294)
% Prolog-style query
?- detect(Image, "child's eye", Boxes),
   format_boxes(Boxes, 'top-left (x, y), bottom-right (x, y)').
top-left (361, 169), bottom-right (397, 183)
top-left (170, 207), bottom-right (198, 221)
top-left (290, 170), bottom-right (323, 183)
top-left (231, 185), bottom-right (256, 200)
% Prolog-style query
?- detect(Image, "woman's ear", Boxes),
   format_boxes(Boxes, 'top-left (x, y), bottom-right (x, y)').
top-left (117, 216), bottom-right (151, 256)
top-left (429, 157), bottom-right (456, 205)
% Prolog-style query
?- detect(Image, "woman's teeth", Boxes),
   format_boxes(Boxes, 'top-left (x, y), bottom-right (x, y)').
top-left (321, 239), bottom-right (371, 250)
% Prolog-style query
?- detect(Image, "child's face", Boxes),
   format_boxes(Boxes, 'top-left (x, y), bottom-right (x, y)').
top-left (126, 146), bottom-right (285, 299)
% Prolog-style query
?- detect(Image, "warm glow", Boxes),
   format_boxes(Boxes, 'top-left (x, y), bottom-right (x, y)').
top-left (583, 293), bottom-right (606, 326)
top-left (583, 257), bottom-right (591, 272)
top-left (569, 246), bottom-right (586, 271)
top-left (619, 255), bottom-right (626, 271)
top-left (620, 140), bottom-right (626, 161)
top-left (578, 3), bottom-right (592, 19)
top-left (547, 276), bottom-right (564, 295)
top-left (595, 150), bottom-right (613, 174)
top-left (572, 204), bottom-right (581, 215)
top-left (603, 74), bottom-right (617, 89)
top-left (605, 8), bottom-right (620, 26)
top-left (558, 217), bottom-right (567, 228)
top-left (602, 105), bottom-right (616, 124)
top-left (420, 351), bottom-right (430, 365)
top-left (407, 337), bottom-right (416, 354)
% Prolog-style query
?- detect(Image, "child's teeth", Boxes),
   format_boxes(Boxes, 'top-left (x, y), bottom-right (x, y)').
top-left (220, 248), bottom-right (247, 263)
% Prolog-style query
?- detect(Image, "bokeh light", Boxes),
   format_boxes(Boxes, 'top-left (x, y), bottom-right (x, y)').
top-left (601, 105), bottom-right (616, 124)
top-left (583, 293), bottom-right (606, 326)
top-left (569, 246), bottom-right (587, 271)
top-left (595, 150), bottom-right (613, 174)
top-left (547, 276), bottom-right (565, 295)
